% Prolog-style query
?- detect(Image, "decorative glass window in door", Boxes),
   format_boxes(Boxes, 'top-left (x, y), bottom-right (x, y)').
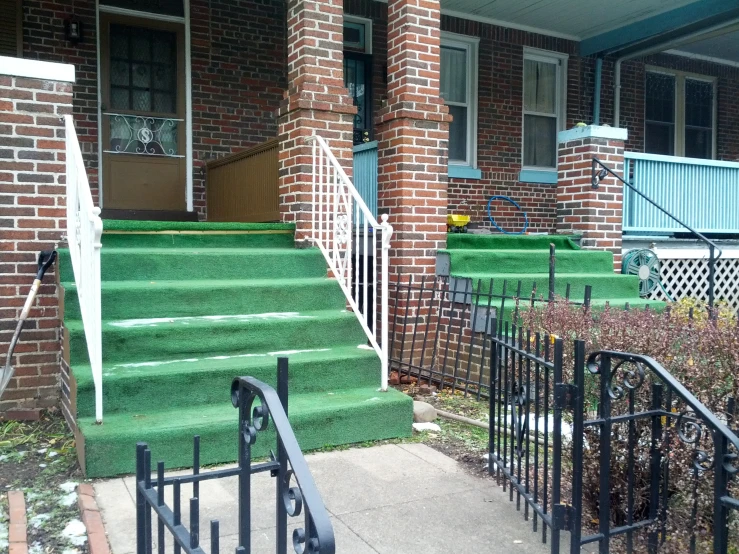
top-left (107, 24), bottom-right (181, 157)
top-left (344, 53), bottom-right (372, 144)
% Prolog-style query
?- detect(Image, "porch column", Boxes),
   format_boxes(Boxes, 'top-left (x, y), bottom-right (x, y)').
top-left (278, 0), bottom-right (356, 245)
top-left (377, 0), bottom-right (450, 276)
top-left (556, 125), bottom-right (628, 272)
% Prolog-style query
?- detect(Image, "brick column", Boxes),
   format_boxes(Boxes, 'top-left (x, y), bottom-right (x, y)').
top-left (0, 59), bottom-right (75, 419)
top-left (377, 0), bottom-right (450, 276)
top-left (556, 125), bottom-right (628, 272)
top-left (277, 0), bottom-right (356, 246)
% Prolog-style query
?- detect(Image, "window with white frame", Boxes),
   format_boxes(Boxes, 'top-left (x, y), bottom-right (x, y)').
top-left (440, 34), bottom-right (478, 168)
top-left (522, 49), bottom-right (567, 170)
top-left (645, 69), bottom-right (715, 159)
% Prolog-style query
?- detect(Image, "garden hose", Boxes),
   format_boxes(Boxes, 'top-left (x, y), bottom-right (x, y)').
top-left (621, 248), bottom-right (673, 301)
top-left (486, 195), bottom-right (529, 235)
top-left (0, 251), bottom-right (57, 398)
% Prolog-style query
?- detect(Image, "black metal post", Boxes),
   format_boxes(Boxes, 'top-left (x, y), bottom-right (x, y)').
top-left (190, 497), bottom-right (199, 549)
top-left (237, 382), bottom-right (252, 553)
top-left (157, 462), bottom-right (164, 554)
top-left (136, 443), bottom-right (147, 554)
top-left (550, 338), bottom-right (564, 554)
top-left (598, 354), bottom-right (613, 554)
top-left (173, 479), bottom-right (181, 554)
top-left (210, 520), bottom-right (220, 554)
top-left (647, 384), bottom-right (663, 554)
top-left (549, 243), bottom-right (556, 302)
top-left (569, 340), bottom-right (586, 554)
top-left (276, 357), bottom-right (289, 554)
top-left (713, 433), bottom-right (730, 554)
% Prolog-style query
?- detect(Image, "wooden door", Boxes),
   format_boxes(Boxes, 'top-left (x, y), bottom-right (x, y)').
top-left (100, 14), bottom-right (186, 211)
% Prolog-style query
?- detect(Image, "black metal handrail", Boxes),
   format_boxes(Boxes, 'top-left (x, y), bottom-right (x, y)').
top-left (231, 372), bottom-right (336, 554)
top-left (591, 157), bottom-right (723, 309)
top-left (135, 358), bottom-right (335, 554)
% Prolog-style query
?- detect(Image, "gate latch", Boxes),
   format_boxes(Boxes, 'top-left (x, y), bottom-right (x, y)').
top-left (554, 384), bottom-right (577, 411)
top-left (553, 503), bottom-right (575, 531)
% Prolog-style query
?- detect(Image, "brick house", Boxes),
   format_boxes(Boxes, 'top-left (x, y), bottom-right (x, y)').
top-left (2, 0), bottom-right (739, 472)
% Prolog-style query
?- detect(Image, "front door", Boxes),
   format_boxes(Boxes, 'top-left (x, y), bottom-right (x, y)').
top-left (100, 14), bottom-right (186, 211)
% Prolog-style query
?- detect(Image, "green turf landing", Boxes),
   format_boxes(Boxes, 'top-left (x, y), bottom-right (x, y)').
top-left (78, 387), bottom-right (412, 478)
top-left (102, 220), bottom-right (295, 232)
top-left (446, 234), bottom-right (580, 250)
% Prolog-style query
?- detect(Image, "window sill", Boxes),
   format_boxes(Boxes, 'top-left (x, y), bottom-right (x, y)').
top-left (519, 169), bottom-right (558, 184)
top-left (448, 165), bottom-right (483, 180)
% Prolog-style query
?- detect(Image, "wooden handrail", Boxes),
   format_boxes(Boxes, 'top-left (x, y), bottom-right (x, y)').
top-left (205, 138), bottom-right (279, 171)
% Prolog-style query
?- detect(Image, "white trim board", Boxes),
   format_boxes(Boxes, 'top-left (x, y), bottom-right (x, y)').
top-left (0, 56), bottom-right (75, 82)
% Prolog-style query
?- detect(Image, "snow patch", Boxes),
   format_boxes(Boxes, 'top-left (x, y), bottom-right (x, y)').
top-left (30, 513), bottom-right (51, 528)
top-left (29, 542), bottom-right (44, 554)
top-left (60, 492), bottom-right (78, 507)
top-left (62, 520), bottom-right (87, 546)
top-left (109, 312), bottom-right (314, 328)
top-left (59, 482), bottom-right (78, 493)
top-left (413, 422), bottom-right (441, 433)
top-left (357, 344), bottom-right (374, 350)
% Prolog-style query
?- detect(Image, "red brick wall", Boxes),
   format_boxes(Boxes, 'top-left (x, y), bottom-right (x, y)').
top-left (190, 0), bottom-right (287, 217)
top-left (0, 74), bottom-right (72, 417)
top-left (22, 0), bottom-right (99, 204)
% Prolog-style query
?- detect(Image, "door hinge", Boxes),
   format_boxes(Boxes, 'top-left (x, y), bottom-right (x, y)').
top-left (553, 503), bottom-right (575, 531)
top-left (554, 383), bottom-right (577, 411)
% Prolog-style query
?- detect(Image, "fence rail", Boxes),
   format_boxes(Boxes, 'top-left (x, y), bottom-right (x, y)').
top-left (135, 358), bottom-right (335, 554)
top-left (622, 152), bottom-right (739, 235)
top-left (307, 134), bottom-right (392, 391)
top-left (206, 138), bottom-right (280, 222)
top-left (64, 115), bottom-right (104, 422)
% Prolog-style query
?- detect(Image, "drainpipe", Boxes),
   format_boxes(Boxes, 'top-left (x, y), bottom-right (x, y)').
top-left (593, 56), bottom-right (603, 125)
top-left (613, 20), bottom-right (739, 128)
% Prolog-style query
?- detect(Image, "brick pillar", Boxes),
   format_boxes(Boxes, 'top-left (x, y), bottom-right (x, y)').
top-left (377, 0), bottom-right (450, 276)
top-left (556, 125), bottom-right (628, 272)
top-left (277, 0), bottom-right (356, 246)
top-left (0, 60), bottom-right (75, 419)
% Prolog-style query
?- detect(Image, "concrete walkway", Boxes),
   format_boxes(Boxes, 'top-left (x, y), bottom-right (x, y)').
top-left (94, 443), bottom-right (553, 554)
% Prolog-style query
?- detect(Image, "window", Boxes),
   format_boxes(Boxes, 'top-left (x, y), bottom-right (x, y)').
top-left (440, 34), bottom-right (479, 169)
top-left (0, 0), bottom-right (22, 57)
top-left (645, 69), bottom-right (715, 159)
top-left (522, 49), bottom-right (567, 171)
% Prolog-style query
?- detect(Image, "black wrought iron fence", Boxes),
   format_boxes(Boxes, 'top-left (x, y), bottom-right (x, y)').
top-left (389, 274), bottom-right (594, 398)
top-left (135, 358), bottom-right (335, 554)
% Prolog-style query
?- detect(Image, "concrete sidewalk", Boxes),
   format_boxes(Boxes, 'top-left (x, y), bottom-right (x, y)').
top-left (94, 443), bottom-right (553, 554)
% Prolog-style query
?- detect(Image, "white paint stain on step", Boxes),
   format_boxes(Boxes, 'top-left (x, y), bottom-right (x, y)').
top-left (109, 312), bottom-right (315, 328)
top-left (103, 348), bottom-right (332, 374)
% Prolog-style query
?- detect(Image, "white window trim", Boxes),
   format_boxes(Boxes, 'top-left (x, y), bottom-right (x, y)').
top-left (645, 66), bottom-right (717, 160)
top-left (441, 32), bottom-right (479, 170)
top-left (343, 15), bottom-right (372, 55)
top-left (521, 47), bottom-right (568, 172)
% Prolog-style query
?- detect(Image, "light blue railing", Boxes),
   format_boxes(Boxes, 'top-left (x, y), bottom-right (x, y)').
top-left (623, 152), bottom-right (739, 235)
top-left (352, 141), bottom-right (378, 225)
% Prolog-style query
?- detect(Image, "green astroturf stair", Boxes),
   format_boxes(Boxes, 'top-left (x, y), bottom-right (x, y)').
top-left (441, 234), bottom-right (662, 317)
top-left (58, 221), bottom-right (411, 478)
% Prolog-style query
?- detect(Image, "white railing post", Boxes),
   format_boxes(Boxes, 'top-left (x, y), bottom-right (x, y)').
top-left (64, 115), bottom-right (104, 423)
top-left (306, 134), bottom-right (393, 391)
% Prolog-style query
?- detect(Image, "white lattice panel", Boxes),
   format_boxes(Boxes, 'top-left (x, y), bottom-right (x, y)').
top-left (648, 255), bottom-right (739, 313)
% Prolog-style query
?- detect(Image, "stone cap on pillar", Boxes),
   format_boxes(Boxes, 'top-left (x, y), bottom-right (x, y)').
top-left (558, 124), bottom-right (628, 144)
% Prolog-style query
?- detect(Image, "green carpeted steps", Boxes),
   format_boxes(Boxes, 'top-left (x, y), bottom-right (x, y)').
top-left (65, 310), bottom-right (368, 366)
top-left (78, 386), bottom-right (412, 478)
top-left (443, 233), bottom-right (661, 312)
top-left (60, 220), bottom-right (412, 477)
top-left (62, 278), bottom-right (347, 320)
top-left (73, 346), bottom-right (381, 418)
top-left (59, 248), bottom-right (329, 282)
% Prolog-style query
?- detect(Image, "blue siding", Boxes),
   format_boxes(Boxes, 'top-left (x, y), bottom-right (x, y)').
top-left (623, 153), bottom-right (739, 235)
top-left (353, 141), bottom-right (378, 225)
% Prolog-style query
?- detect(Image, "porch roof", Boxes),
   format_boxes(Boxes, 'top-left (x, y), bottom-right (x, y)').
top-left (440, 0), bottom-right (739, 58)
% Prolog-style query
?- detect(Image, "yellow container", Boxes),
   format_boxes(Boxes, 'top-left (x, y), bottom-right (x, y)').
top-left (447, 214), bottom-right (470, 227)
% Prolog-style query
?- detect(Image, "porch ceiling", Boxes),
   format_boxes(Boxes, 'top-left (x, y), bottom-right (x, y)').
top-left (440, 0), bottom-right (701, 41)
top-left (672, 31), bottom-right (739, 64)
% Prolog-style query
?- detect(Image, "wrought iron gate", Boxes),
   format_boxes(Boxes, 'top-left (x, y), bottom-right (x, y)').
top-left (135, 358), bottom-right (335, 554)
top-left (488, 331), bottom-right (739, 554)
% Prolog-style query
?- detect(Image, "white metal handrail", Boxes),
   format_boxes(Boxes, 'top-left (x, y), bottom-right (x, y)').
top-left (64, 115), bottom-right (104, 422)
top-left (307, 134), bottom-right (393, 391)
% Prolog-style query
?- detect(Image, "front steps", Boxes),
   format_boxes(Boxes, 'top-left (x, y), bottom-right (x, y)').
top-left (59, 222), bottom-right (412, 478)
top-left (442, 234), bottom-right (660, 315)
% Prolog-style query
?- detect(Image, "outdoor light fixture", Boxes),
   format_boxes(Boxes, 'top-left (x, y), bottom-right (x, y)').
top-left (65, 19), bottom-right (83, 45)
top-left (591, 159), bottom-right (608, 189)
